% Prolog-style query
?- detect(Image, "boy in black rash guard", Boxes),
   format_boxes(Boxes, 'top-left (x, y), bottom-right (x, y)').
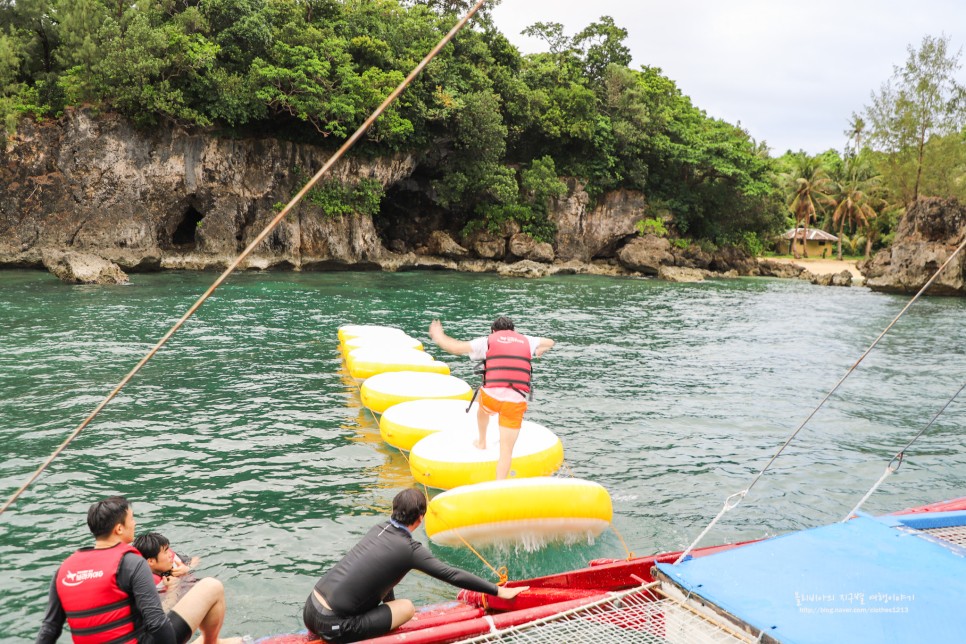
top-left (304, 489), bottom-right (527, 643)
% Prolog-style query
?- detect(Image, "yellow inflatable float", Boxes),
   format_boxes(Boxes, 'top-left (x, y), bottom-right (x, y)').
top-left (380, 399), bottom-right (491, 452)
top-left (408, 420), bottom-right (563, 490)
top-left (359, 372), bottom-right (474, 414)
top-left (425, 477), bottom-right (613, 548)
top-left (346, 347), bottom-right (449, 380)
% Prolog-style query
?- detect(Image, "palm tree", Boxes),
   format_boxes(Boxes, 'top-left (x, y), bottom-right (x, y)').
top-left (830, 159), bottom-right (880, 259)
top-left (845, 115), bottom-right (866, 158)
top-left (783, 153), bottom-right (833, 257)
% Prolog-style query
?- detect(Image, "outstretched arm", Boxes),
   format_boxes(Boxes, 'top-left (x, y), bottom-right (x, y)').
top-left (497, 585), bottom-right (529, 600)
top-left (534, 338), bottom-right (555, 358)
top-left (429, 320), bottom-right (472, 355)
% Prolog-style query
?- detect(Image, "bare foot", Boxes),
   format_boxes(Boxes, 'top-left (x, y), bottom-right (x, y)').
top-left (473, 439), bottom-right (486, 450)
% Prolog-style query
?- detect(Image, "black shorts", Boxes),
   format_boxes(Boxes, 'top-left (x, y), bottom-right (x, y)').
top-left (169, 610), bottom-right (192, 644)
top-left (303, 592), bottom-right (392, 643)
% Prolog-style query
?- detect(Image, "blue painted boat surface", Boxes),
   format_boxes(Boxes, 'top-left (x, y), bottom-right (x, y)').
top-left (655, 510), bottom-right (966, 643)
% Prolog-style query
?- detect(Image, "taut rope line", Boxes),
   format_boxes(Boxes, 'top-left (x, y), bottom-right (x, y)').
top-left (843, 378), bottom-right (966, 521)
top-left (0, 0), bottom-right (489, 518)
top-left (674, 234), bottom-right (966, 564)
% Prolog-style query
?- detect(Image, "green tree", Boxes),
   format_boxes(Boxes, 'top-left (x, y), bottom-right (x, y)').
top-left (1, 0), bottom-right (57, 75)
top-left (830, 159), bottom-right (880, 259)
top-left (89, 11), bottom-right (217, 126)
top-left (250, 30), bottom-right (361, 137)
top-left (783, 153), bottom-right (833, 257)
top-left (54, 0), bottom-right (108, 72)
top-left (572, 16), bottom-right (631, 88)
top-left (521, 21), bottom-right (573, 56)
top-left (864, 34), bottom-right (966, 205)
top-left (520, 155), bottom-right (567, 206)
top-left (434, 89), bottom-right (515, 209)
top-left (845, 114), bottom-right (866, 157)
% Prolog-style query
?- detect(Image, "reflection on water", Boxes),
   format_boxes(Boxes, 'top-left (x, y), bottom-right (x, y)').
top-left (2, 269), bottom-right (966, 639)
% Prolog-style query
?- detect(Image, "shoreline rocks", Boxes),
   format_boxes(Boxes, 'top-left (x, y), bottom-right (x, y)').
top-left (861, 197), bottom-right (966, 295)
top-left (1, 110), bottom-right (863, 288)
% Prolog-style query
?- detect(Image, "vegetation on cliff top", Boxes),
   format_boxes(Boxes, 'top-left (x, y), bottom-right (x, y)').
top-left (1, 2), bottom-right (963, 255)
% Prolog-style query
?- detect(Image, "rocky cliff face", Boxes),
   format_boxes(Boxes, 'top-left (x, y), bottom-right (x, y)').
top-left (0, 109), bottom-right (415, 271)
top-left (862, 198), bottom-right (966, 295)
top-left (0, 110), bottom-right (654, 275)
top-left (549, 180), bottom-right (642, 262)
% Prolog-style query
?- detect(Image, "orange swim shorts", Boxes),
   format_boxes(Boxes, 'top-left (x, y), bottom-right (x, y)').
top-left (479, 389), bottom-right (528, 430)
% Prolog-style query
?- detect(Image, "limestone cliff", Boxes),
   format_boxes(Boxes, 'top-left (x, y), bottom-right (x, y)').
top-left (0, 109), bottom-right (414, 271)
top-left (0, 110), bottom-right (689, 277)
top-left (862, 198), bottom-right (966, 295)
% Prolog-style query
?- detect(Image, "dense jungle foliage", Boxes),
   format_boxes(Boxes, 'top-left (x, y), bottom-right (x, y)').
top-left (1, 1), bottom-right (963, 253)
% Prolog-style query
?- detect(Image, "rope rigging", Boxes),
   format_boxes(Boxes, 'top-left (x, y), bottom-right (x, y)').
top-left (674, 234), bottom-right (966, 564)
top-left (843, 378), bottom-right (966, 521)
top-left (0, 0), bottom-right (490, 519)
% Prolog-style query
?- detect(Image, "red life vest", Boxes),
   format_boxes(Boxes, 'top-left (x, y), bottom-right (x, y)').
top-left (152, 551), bottom-right (186, 590)
top-left (483, 330), bottom-right (532, 393)
top-left (56, 543), bottom-right (140, 644)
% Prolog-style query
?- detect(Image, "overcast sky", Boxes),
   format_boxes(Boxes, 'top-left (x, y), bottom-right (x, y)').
top-left (488, 0), bottom-right (966, 156)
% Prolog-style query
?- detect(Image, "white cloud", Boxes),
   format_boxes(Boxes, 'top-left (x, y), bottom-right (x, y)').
top-left (488, 0), bottom-right (966, 155)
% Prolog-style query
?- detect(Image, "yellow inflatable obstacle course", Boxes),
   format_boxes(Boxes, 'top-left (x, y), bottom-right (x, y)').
top-left (408, 420), bottom-right (563, 490)
top-left (425, 477), bottom-right (613, 548)
top-left (360, 372), bottom-right (474, 414)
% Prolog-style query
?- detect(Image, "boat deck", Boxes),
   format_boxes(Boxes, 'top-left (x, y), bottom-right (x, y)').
top-left (655, 511), bottom-right (966, 643)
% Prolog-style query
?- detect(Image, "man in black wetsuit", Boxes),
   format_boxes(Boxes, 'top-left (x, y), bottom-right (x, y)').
top-left (36, 496), bottom-right (241, 644)
top-left (304, 489), bottom-right (527, 643)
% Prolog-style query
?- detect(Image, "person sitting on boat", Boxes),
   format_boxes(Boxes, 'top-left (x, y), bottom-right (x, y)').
top-left (303, 488), bottom-right (527, 643)
top-left (36, 495), bottom-right (242, 644)
top-left (429, 315), bottom-right (555, 480)
top-left (134, 531), bottom-right (200, 608)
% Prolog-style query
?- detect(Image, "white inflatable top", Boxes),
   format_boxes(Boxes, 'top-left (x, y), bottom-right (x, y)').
top-left (381, 399), bottom-right (487, 432)
top-left (339, 324), bottom-right (407, 336)
top-left (410, 419), bottom-right (556, 464)
top-left (348, 347), bottom-right (435, 365)
top-left (362, 372), bottom-right (471, 396)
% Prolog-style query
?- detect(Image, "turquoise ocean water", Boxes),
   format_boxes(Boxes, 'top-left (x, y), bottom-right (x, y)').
top-left (2, 269), bottom-right (965, 640)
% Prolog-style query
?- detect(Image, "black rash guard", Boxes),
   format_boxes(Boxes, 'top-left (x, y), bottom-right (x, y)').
top-left (36, 551), bottom-right (176, 644)
top-left (315, 521), bottom-right (499, 616)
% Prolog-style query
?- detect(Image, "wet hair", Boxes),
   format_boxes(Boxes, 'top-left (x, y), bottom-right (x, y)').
top-left (491, 316), bottom-right (515, 332)
top-left (391, 488), bottom-right (427, 526)
top-left (133, 531), bottom-right (170, 560)
top-left (87, 496), bottom-right (131, 539)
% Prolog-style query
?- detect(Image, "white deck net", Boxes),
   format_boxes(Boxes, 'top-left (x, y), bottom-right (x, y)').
top-left (455, 585), bottom-right (755, 644)
top-left (921, 525), bottom-right (966, 547)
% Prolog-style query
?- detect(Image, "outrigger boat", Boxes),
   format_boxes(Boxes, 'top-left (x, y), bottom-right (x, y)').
top-left (257, 496), bottom-right (966, 643)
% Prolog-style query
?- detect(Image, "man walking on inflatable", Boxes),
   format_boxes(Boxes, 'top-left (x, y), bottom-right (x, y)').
top-left (429, 316), bottom-right (554, 480)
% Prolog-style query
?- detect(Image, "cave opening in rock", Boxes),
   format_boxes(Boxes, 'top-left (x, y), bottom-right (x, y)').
top-left (375, 181), bottom-right (452, 253)
top-left (172, 206), bottom-right (205, 247)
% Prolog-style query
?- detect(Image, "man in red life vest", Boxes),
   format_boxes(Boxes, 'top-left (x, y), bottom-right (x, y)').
top-left (429, 316), bottom-right (555, 480)
top-left (36, 496), bottom-right (242, 644)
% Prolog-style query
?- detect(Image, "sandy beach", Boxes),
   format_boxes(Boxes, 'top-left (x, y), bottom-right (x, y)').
top-left (765, 257), bottom-right (864, 280)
